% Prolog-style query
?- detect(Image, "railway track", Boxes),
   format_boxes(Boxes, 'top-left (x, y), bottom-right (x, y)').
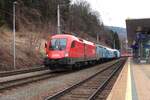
top-left (0, 70), bottom-right (60, 91)
top-left (0, 62), bottom-right (95, 91)
top-left (0, 66), bottom-right (48, 77)
top-left (0, 64), bottom-right (72, 91)
top-left (0, 59), bottom-right (124, 93)
top-left (45, 58), bottom-right (126, 100)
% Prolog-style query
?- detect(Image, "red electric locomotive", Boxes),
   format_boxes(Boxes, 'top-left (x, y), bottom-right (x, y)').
top-left (44, 34), bottom-right (96, 70)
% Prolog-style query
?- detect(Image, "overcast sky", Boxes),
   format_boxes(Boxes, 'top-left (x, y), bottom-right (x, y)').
top-left (72, 0), bottom-right (150, 28)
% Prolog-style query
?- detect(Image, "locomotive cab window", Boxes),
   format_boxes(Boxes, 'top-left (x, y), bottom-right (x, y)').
top-left (50, 38), bottom-right (67, 50)
top-left (71, 41), bottom-right (75, 48)
top-left (45, 43), bottom-right (47, 48)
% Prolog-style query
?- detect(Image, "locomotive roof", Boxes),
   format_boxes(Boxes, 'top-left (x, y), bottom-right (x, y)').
top-left (51, 34), bottom-right (77, 39)
top-left (113, 49), bottom-right (119, 51)
top-left (96, 44), bottom-right (115, 51)
top-left (50, 34), bottom-right (95, 45)
top-left (105, 47), bottom-right (114, 51)
top-left (96, 44), bottom-right (106, 48)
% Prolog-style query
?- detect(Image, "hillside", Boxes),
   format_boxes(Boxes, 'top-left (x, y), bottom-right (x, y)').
top-left (0, 26), bottom-right (45, 71)
top-left (107, 26), bottom-right (127, 39)
top-left (0, 0), bottom-right (121, 71)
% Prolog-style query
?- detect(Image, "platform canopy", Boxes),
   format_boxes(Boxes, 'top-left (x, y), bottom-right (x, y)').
top-left (126, 18), bottom-right (150, 46)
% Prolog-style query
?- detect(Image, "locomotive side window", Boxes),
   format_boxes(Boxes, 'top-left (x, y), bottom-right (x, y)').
top-left (71, 41), bottom-right (75, 48)
top-left (50, 38), bottom-right (67, 50)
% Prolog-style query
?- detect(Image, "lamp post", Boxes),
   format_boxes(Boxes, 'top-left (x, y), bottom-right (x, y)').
top-left (13, 1), bottom-right (17, 69)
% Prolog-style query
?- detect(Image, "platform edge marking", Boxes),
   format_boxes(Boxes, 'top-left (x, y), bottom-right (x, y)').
top-left (125, 58), bottom-right (132, 100)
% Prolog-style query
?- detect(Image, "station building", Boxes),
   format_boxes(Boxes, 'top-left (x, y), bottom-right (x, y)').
top-left (126, 18), bottom-right (150, 63)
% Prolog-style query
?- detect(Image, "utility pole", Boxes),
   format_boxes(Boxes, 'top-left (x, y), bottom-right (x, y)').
top-left (113, 39), bottom-right (115, 49)
top-left (57, 4), bottom-right (61, 34)
top-left (13, 1), bottom-right (17, 69)
top-left (120, 40), bottom-right (122, 54)
top-left (97, 33), bottom-right (99, 43)
top-left (126, 39), bottom-right (128, 55)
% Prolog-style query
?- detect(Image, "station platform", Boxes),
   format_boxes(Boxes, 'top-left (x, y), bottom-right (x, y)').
top-left (107, 57), bottom-right (150, 100)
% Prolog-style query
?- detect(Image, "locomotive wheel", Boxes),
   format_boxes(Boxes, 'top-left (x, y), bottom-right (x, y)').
top-left (73, 63), bottom-right (81, 70)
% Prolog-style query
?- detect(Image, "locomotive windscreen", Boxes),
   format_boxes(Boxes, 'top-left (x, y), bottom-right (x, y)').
top-left (49, 38), bottom-right (67, 50)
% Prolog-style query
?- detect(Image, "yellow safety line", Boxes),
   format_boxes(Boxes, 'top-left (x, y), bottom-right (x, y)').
top-left (125, 58), bottom-right (132, 100)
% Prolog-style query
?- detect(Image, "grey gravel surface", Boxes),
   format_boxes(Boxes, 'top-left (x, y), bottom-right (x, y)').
top-left (0, 70), bottom-right (51, 83)
top-left (0, 60), bottom-right (118, 100)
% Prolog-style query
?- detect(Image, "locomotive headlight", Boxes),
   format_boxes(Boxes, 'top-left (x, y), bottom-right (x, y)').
top-left (46, 54), bottom-right (48, 57)
top-left (65, 52), bottom-right (69, 57)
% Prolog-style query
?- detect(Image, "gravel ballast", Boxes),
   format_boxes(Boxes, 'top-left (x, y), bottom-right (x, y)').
top-left (0, 60), bottom-right (118, 100)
